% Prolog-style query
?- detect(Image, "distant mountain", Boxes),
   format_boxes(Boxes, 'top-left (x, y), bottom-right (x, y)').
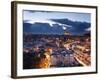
top-left (52, 18), bottom-right (90, 35)
top-left (83, 32), bottom-right (91, 36)
top-left (23, 18), bottom-right (90, 35)
top-left (23, 22), bottom-right (65, 35)
top-left (23, 22), bottom-right (32, 32)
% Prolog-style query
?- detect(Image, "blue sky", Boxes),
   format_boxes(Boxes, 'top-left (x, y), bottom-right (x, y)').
top-left (23, 10), bottom-right (91, 23)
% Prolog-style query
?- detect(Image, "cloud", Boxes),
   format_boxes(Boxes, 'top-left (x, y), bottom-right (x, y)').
top-left (85, 27), bottom-right (91, 31)
top-left (24, 19), bottom-right (72, 28)
top-left (62, 26), bottom-right (67, 30)
top-left (25, 19), bottom-right (56, 26)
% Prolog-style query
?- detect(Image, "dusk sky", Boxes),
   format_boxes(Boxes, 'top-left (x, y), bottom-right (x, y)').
top-left (23, 10), bottom-right (91, 35)
top-left (23, 10), bottom-right (91, 23)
